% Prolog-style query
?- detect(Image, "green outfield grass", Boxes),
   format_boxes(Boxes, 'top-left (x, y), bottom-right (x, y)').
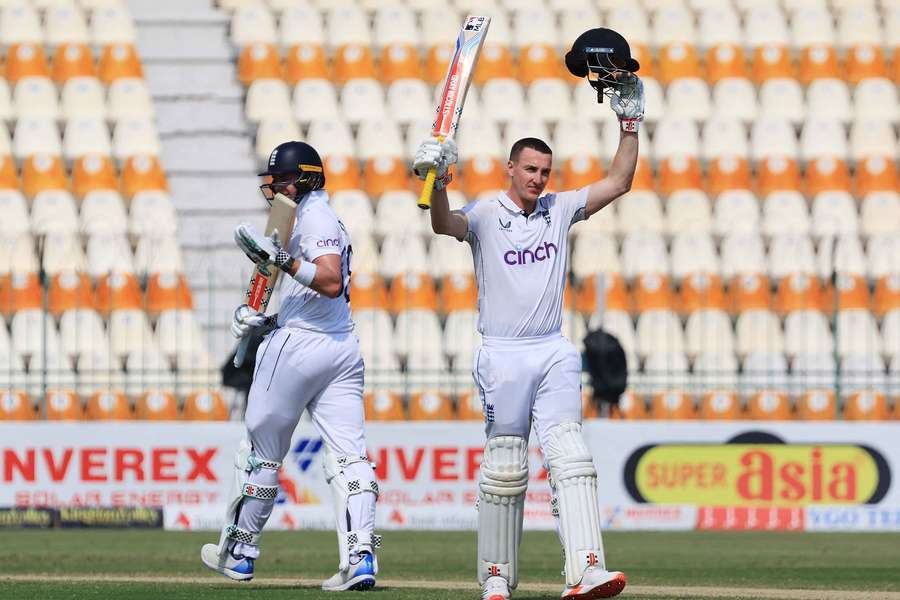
top-left (1, 530), bottom-right (899, 599)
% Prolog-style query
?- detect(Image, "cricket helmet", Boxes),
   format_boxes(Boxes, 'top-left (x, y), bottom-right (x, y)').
top-left (565, 28), bottom-right (640, 102)
top-left (258, 141), bottom-right (325, 202)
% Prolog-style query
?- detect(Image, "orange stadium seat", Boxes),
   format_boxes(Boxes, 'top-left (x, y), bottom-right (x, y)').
top-left (855, 156), bottom-right (898, 197)
top-left (518, 43), bottom-right (560, 84)
top-left (44, 389), bottom-right (84, 420)
top-left (389, 272), bottom-right (438, 313)
top-left (798, 45), bottom-right (840, 85)
top-left (380, 43), bottom-right (421, 82)
top-left (182, 391), bottom-right (229, 421)
top-left (6, 43), bottom-right (50, 83)
top-left (284, 44), bottom-right (329, 84)
top-left (121, 155), bottom-right (168, 198)
top-left (774, 274), bottom-right (827, 316)
top-left (846, 44), bottom-right (887, 84)
top-left (706, 44), bottom-right (748, 83)
top-left (364, 157), bottom-right (410, 197)
top-left (873, 275), bottom-right (900, 318)
top-left (806, 157), bottom-right (851, 196)
top-left (349, 273), bottom-right (388, 310)
top-left (826, 274), bottom-right (871, 311)
top-left (237, 43), bottom-right (281, 85)
top-left (631, 157), bottom-right (655, 192)
top-left (72, 154), bottom-right (118, 197)
top-left (95, 272), bottom-right (143, 316)
top-left (747, 390), bottom-right (792, 420)
top-left (650, 391), bottom-right (696, 420)
top-left (1, 272), bottom-right (42, 317)
top-left (658, 42), bottom-right (702, 84)
top-left (456, 391), bottom-right (484, 421)
top-left (796, 390), bottom-right (837, 420)
top-left (51, 43), bottom-right (96, 83)
top-left (894, 48), bottom-right (900, 85)
top-left (333, 44), bottom-right (376, 84)
top-left (559, 155), bottom-right (603, 191)
top-left (707, 156), bottom-right (752, 196)
top-left (751, 45), bottom-right (795, 83)
top-left (474, 44), bottom-right (515, 84)
top-left (700, 390), bottom-right (742, 420)
top-left (323, 155), bottom-right (362, 192)
top-left (726, 273), bottom-right (772, 314)
top-left (364, 390), bottom-right (405, 420)
top-left (630, 45), bottom-right (655, 81)
top-left (99, 44), bottom-right (144, 84)
top-left (146, 272), bottom-right (193, 317)
top-left (134, 390), bottom-right (179, 420)
top-left (425, 43), bottom-right (454, 85)
top-left (843, 390), bottom-right (889, 421)
top-left (85, 390), bottom-right (132, 420)
top-left (462, 157), bottom-right (506, 198)
top-left (680, 273), bottom-right (726, 315)
top-left (22, 154), bottom-right (69, 199)
top-left (0, 391), bottom-right (35, 420)
top-left (610, 391), bottom-right (647, 420)
top-left (582, 390), bottom-right (600, 420)
top-left (633, 273), bottom-right (676, 313)
top-left (440, 274), bottom-right (477, 313)
top-left (659, 155), bottom-right (703, 196)
top-left (757, 157), bottom-right (802, 197)
top-left (408, 391), bottom-right (455, 420)
top-left (48, 271), bottom-right (95, 317)
top-left (575, 274), bottom-right (631, 315)
top-left (0, 155), bottom-right (21, 190)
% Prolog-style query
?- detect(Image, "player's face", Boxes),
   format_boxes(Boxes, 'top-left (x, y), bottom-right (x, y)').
top-left (261, 174), bottom-right (300, 203)
top-left (507, 148), bottom-right (552, 203)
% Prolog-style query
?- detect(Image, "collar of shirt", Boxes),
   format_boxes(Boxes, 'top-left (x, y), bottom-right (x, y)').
top-left (497, 191), bottom-right (548, 217)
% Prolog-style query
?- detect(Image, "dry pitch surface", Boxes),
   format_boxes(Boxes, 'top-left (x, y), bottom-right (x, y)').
top-left (1, 530), bottom-right (898, 599)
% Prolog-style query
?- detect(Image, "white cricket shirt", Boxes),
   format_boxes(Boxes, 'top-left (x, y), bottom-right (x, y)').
top-left (277, 190), bottom-right (354, 333)
top-left (462, 188), bottom-right (589, 338)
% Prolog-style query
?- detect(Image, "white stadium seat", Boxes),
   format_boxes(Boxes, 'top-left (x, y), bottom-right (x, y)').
top-left (14, 77), bottom-right (61, 121)
top-left (13, 118), bottom-right (61, 159)
top-left (113, 118), bottom-right (160, 159)
top-left (61, 77), bottom-right (106, 120)
top-left (108, 78), bottom-right (155, 121)
top-left (90, 4), bottom-right (137, 45)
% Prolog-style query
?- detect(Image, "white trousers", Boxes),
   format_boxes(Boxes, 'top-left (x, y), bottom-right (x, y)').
top-left (233, 327), bottom-right (375, 559)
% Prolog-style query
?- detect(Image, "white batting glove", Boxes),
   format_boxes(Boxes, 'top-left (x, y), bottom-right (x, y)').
top-left (231, 304), bottom-right (268, 339)
top-left (609, 74), bottom-right (644, 132)
top-left (413, 137), bottom-right (457, 189)
top-left (234, 223), bottom-right (293, 272)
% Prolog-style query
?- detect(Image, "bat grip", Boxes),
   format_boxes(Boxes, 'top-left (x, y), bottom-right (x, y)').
top-left (418, 168), bottom-right (438, 209)
top-left (234, 336), bottom-right (250, 368)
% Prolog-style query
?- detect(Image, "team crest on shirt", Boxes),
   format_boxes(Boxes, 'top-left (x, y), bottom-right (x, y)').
top-left (542, 210), bottom-right (551, 226)
top-left (498, 217), bottom-right (511, 231)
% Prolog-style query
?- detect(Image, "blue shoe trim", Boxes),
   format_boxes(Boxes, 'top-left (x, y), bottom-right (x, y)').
top-left (348, 576), bottom-right (376, 591)
top-left (231, 558), bottom-right (254, 575)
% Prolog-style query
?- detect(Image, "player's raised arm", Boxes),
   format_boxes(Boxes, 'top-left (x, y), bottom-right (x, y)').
top-left (414, 137), bottom-right (469, 240)
top-left (584, 75), bottom-right (643, 218)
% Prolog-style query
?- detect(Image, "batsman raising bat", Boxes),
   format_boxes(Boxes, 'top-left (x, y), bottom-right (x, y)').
top-left (201, 141), bottom-right (381, 592)
top-left (415, 29), bottom-right (642, 600)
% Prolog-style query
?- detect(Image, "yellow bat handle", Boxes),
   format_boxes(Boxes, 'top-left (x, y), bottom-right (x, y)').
top-left (418, 168), bottom-right (437, 210)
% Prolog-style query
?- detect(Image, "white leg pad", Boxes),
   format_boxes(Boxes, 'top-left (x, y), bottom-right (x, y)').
top-left (216, 438), bottom-right (281, 555)
top-left (323, 446), bottom-right (380, 572)
top-left (543, 422), bottom-right (605, 586)
top-left (477, 435), bottom-right (528, 589)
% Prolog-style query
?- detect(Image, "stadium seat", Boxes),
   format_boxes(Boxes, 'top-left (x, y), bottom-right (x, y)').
top-left (796, 389), bottom-right (837, 420)
top-left (576, 273), bottom-right (630, 316)
top-left (700, 390), bottom-right (742, 420)
top-left (113, 118), bottom-right (160, 160)
top-left (0, 390), bottom-right (34, 420)
top-left (145, 272), bottom-right (192, 317)
top-left (474, 44), bottom-right (515, 85)
top-left (653, 118), bottom-right (699, 160)
top-left (230, 3), bottom-right (276, 46)
top-left (0, 190), bottom-right (28, 236)
top-left (659, 156), bottom-right (703, 197)
top-left (59, 308), bottom-right (109, 360)
top-left (333, 44), bottom-right (376, 84)
top-left (52, 44), bottom-right (95, 83)
top-left (843, 390), bottom-right (889, 421)
top-left (13, 118), bottom-right (62, 159)
top-left (15, 76), bottom-right (61, 120)
top-left (439, 274), bottom-right (477, 314)
top-left (85, 390), bottom-right (132, 420)
top-left (679, 273), bottom-right (726, 315)
top-left (658, 43), bottom-right (702, 84)
top-left (875, 279), bottom-right (900, 319)
top-left (456, 390), bottom-right (484, 421)
top-left (840, 353), bottom-right (887, 396)
top-left (6, 43), bottom-right (50, 83)
top-left (389, 273), bottom-right (438, 314)
top-left (784, 310), bottom-right (835, 357)
top-left (364, 390), bottom-right (405, 421)
top-left (284, 43), bottom-right (328, 84)
top-left (443, 309), bottom-right (480, 370)
top-left (355, 309), bottom-right (399, 373)
top-left (380, 44), bottom-right (422, 83)
top-left (685, 308), bottom-right (734, 357)
top-left (182, 390), bottom-right (229, 421)
top-left (279, 4), bottom-right (324, 49)
top-left (130, 192), bottom-right (178, 238)
top-left (769, 234), bottom-right (817, 280)
top-left (836, 310), bottom-right (881, 357)
top-left (86, 232), bottom-right (134, 278)
top-left (99, 44), bottom-right (144, 84)
top-left (408, 391), bottom-right (455, 420)
top-left (45, 5), bottom-right (89, 47)
top-left (746, 390), bottom-right (792, 420)
top-left (0, 270), bottom-right (42, 317)
top-left (91, 4), bottom-right (136, 45)
top-left (121, 155), bottom-right (168, 198)
top-left (44, 390), bottom-right (83, 421)
top-left (713, 190), bottom-right (758, 236)
top-left (134, 389), bottom-right (179, 420)
top-left (636, 310), bottom-right (685, 357)
top-left (757, 157), bottom-right (802, 197)
top-left (751, 118), bottom-right (798, 162)
top-left (741, 351), bottom-right (790, 394)
top-left (61, 77), bottom-right (106, 121)
top-left (792, 352), bottom-right (837, 392)
top-left (41, 232), bottom-right (86, 274)
top-left (95, 273), bottom-right (142, 315)
top-left (854, 78), bottom-right (898, 123)
top-left (692, 351), bottom-right (739, 393)
top-left (63, 118), bottom-right (112, 161)
top-left (632, 272), bottom-right (675, 314)
top-left (868, 234), bottom-right (900, 280)
top-left (829, 272), bottom-right (870, 309)
top-left (108, 78), bottom-right (154, 122)
top-left (245, 79), bottom-right (292, 124)
top-left (701, 118), bottom-right (748, 161)
top-left (798, 45), bottom-right (841, 85)
top-left (461, 156), bottom-right (505, 198)
top-left (650, 391), bottom-right (696, 420)
top-left (665, 78), bottom-right (711, 122)
top-left (762, 192), bottom-right (810, 237)
top-left (751, 45), bottom-right (795, 83)
top-left (774, 273), bottom-right (827, 315)
top-left (611, 391), bottom-right (647, 420)
top-left (671, 233), bottom-right (719, 280)
top-left (710, 78), bottom-right (757, 122)
top-left (735, 309), bottom-right (784, 356)
top-left (0, 2), bottom-right (43, 46)
top-left (706, 45), bottom-right (749, 83)
top-left (48, 271), bottom-right (94, 317)
top-left (386, 79), bottom-right (432, 125)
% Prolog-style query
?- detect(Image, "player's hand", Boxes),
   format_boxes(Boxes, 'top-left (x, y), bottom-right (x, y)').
top-left (609, 74), bottom-right (644, 131)
top-left (413, 137), bottom-right (457, 189)
top-left (231, 304), bottom-right (268, 339)
top-left (234, 223), bottom-right (293, 271)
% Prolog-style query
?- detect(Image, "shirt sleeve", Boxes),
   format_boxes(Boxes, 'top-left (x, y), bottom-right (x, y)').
top-left (461, 200), bottom-right (484, 243)
top-left (554, 187), bottom-right (590, 228)
top-left (293, 206), bottom-right (344, 262)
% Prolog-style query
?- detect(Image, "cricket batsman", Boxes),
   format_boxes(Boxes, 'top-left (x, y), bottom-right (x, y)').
top-left (200, 141), bottom-right (381, 591)
top-left (414, 29), bottom-right (642, 600)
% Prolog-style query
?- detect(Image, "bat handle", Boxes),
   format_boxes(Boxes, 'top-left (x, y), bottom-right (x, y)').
top-left (418, 168), bottom-right (437, 210)
top-left (234, 336), bottom-right (250, 368)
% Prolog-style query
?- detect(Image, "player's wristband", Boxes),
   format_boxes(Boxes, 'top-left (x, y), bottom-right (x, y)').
top-left (275, 249), bottom-right (294, 271)
top-left (434, 171), bottom-right (452, 190)
top-left (292, 260), bottom-right (317, 286)
top-left (619, 118), bottom-right (640, 133)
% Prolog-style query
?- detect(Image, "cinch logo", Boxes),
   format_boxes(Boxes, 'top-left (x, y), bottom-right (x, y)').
top-left (316, 238), bottom-right (340, 248)
top-left (503, 242), bottom-right (557, 266)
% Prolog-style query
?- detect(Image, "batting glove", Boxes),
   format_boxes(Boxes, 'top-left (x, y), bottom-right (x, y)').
top-left (609, 74), bottom-right (644, 132)
top-left (413, 137), bottom-right (457, 189)
top-left (234, 222), bottom-right (294, 272)
top-left (231, 304), bottom-right (268, 339)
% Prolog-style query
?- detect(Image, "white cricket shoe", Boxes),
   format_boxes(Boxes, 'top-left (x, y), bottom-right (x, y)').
top-left (560, 567), bottom-right (626, 599)
top-left (481, 575), bottom-right (511, 600)
top-left (200, 543), bottom-right (255, 581)
top-left (322, 552), bottom-right (377, 591)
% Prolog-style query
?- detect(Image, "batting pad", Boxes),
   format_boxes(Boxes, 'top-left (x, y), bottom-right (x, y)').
top-left (323, 446), bottom-right (380, 572)
top-left (543, 422), bottom-right (606, 586)
top-left (477, 435), bottom-right (528, 588)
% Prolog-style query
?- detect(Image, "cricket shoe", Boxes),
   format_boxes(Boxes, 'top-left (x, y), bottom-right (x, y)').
top-left (481, 575), bottom-right (511, 600)
top-left (322, 552), bottom-right (377, 591)
top-left (200, 543), bottom-right (254, 581)
top-left (560, 568), bottom-right (626, 599)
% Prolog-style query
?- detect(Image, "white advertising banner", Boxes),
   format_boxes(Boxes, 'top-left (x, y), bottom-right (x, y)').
top-left (2, 421), bottom-right (898, 530)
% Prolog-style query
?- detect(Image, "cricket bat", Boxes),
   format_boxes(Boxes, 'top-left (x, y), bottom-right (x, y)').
top-left (233, 192), bottom-right (296, 368)
top-left (417, 14), bottom-right (491, 210)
